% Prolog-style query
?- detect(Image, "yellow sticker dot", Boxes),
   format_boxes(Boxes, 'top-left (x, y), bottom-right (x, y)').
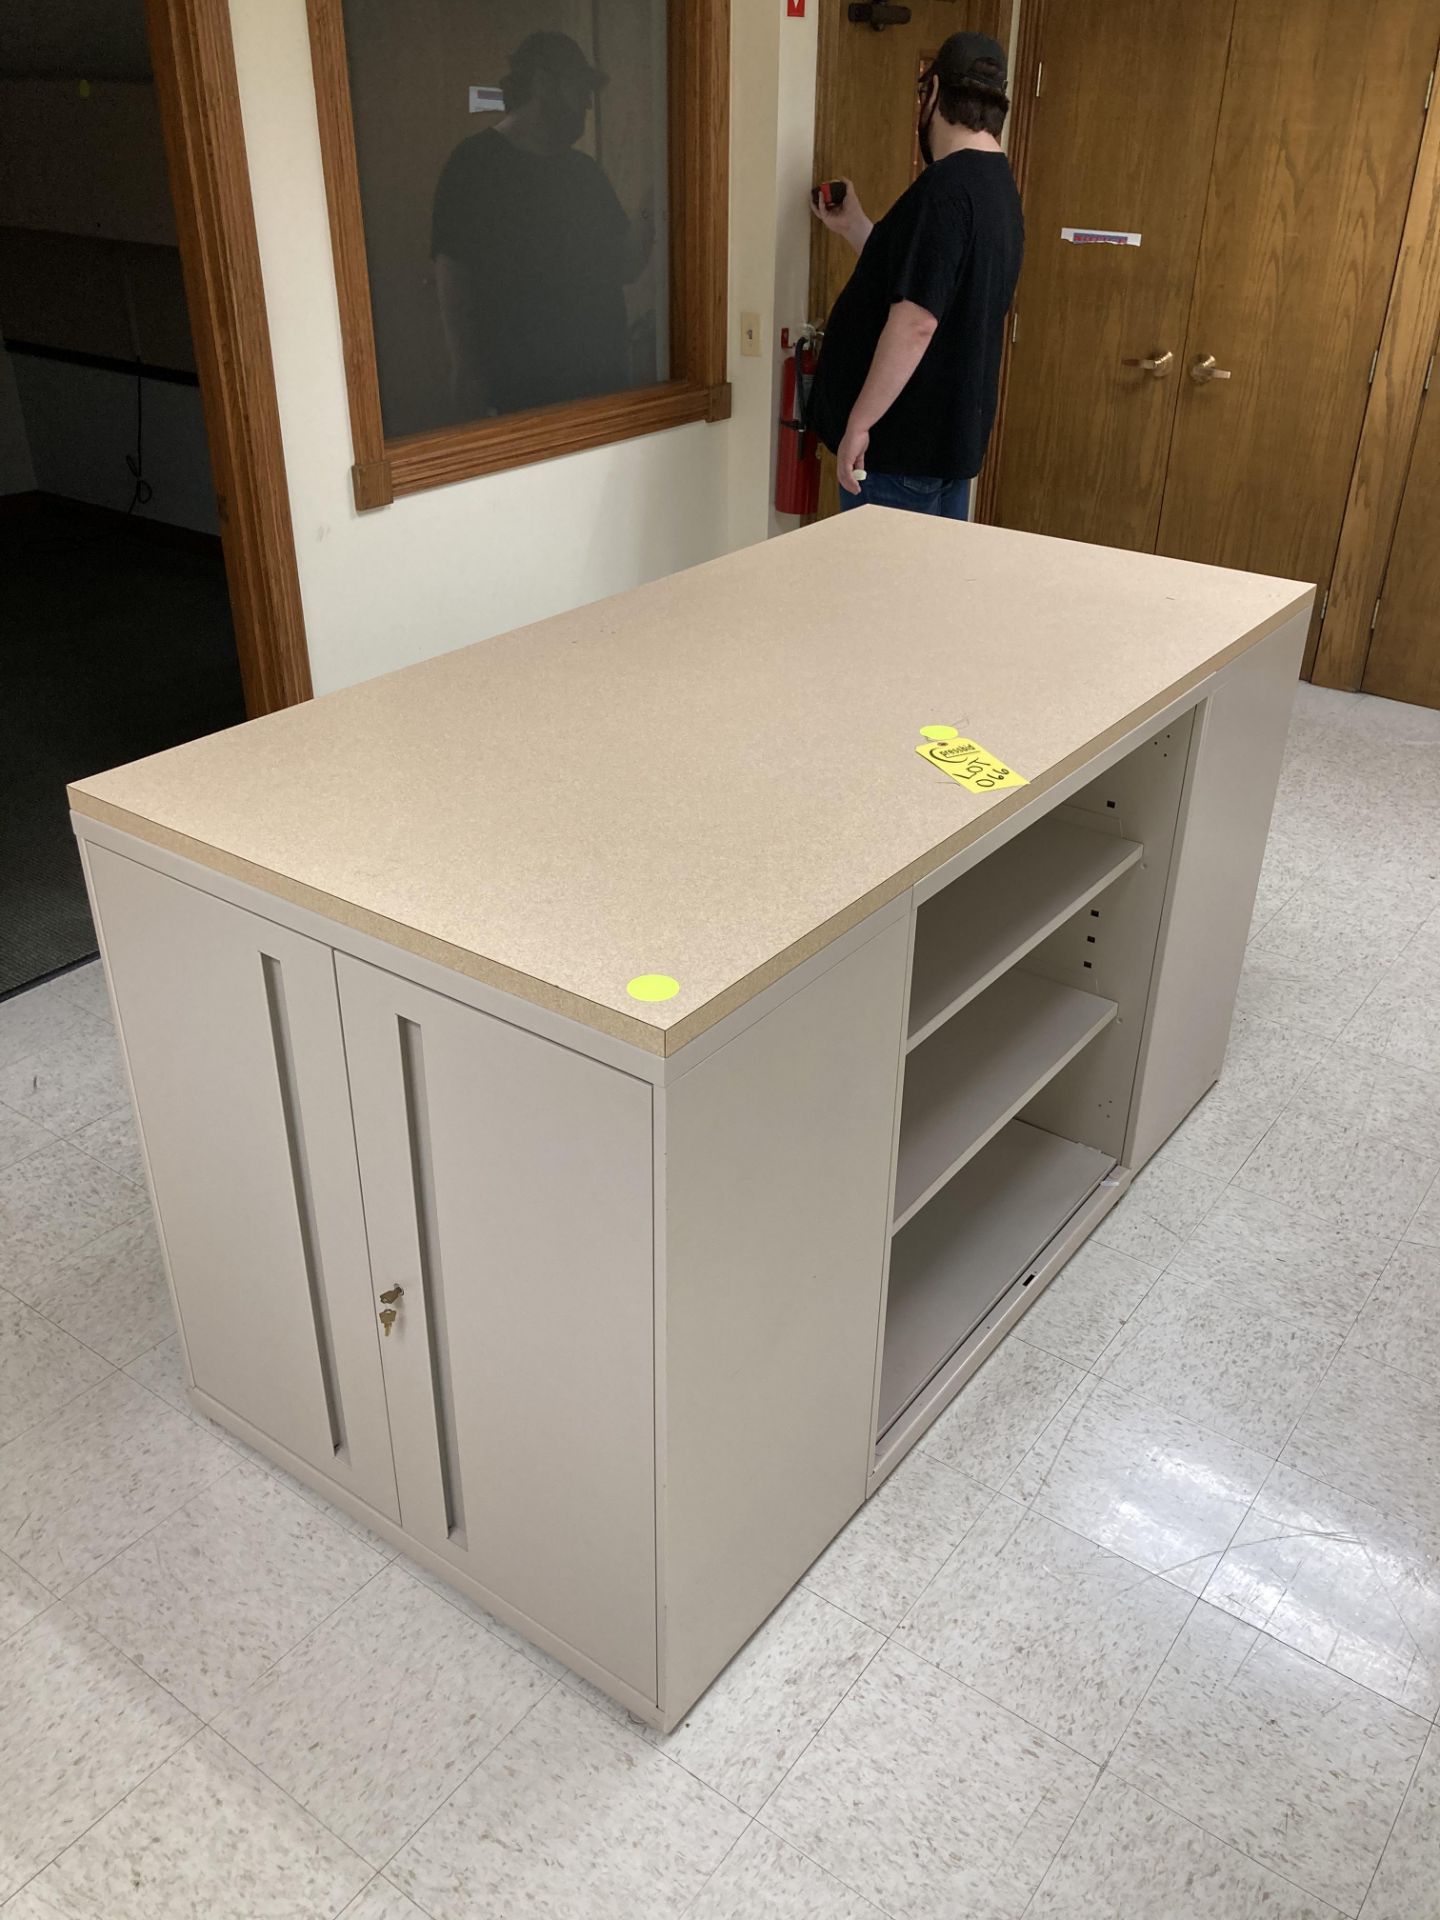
top-left (919, 725), bottom-right (960, 742)
top-left (78, 78), bottom-right (92, 98)
top-left (627, 973), bottom-right (680, 1003)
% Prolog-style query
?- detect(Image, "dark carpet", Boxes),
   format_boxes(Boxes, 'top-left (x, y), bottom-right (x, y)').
top-left (1, 501), bottom-right (246, 997)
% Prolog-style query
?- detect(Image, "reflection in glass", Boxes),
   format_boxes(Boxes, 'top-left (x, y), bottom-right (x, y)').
top-left (342, 1), bottom-right (670, 438)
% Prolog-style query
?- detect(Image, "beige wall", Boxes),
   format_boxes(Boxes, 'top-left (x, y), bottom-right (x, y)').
top-left (231, 0), bottom-right (817, 696)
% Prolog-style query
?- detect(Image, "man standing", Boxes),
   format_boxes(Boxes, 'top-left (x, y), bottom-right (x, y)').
top-left (807, 32), bottom-right (1023, 518)
top-left (432, 32), bottom-right (653, 423)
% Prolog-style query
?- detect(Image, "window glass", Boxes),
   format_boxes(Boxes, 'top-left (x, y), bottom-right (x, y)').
top-left (341, 0), bottom-right (670, 438)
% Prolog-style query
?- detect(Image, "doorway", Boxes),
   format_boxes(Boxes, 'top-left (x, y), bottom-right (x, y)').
top-left (0, 0), bottom-right (309, 997)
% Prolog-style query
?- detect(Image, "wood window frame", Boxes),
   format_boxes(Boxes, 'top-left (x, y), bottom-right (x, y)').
top-left (305, 0), bottom-right (732, 512)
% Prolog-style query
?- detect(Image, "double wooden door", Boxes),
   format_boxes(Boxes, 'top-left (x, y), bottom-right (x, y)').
top-left (995, 0), bottom-right (1439, 651)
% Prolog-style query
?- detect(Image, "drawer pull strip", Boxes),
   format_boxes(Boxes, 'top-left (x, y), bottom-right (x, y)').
top-left (398, 1017), bottom-right (467, 1543)
top-left (261, 953), bottom-right (344, 1455)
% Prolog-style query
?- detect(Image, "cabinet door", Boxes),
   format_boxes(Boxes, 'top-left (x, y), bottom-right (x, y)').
top-left (336, 955), bottom-right (657, 1699)
top-left (86, 847), bottom-right (399, 1518)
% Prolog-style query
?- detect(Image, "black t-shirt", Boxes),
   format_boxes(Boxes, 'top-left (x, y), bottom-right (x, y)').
top-left (431, 130), bottom-right (631, 415)
top-left (808, 151), bottom-right (1024, 481)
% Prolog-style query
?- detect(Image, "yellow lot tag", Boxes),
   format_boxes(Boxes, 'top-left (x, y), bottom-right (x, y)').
top-left (916, 731), bottom-right (1028, 793)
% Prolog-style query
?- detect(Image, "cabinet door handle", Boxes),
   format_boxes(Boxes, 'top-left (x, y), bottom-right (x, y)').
top-left (1190, 353), bottom-right (1231, 383)
top-left (1123, 349), bottom-right (1173, 377)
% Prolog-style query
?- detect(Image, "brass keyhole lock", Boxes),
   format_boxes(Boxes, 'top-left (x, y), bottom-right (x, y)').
top-left (378, 1285), bottom-right (404, 1336)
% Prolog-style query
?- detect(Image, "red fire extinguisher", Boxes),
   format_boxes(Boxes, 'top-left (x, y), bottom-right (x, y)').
top-left (775, 328), bottom-right (821, 516)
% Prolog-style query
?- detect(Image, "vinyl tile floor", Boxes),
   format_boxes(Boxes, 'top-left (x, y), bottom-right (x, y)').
top-left (2, 684), bottom-right (1439, 1919)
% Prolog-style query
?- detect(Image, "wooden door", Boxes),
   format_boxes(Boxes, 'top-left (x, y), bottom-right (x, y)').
top-left (808, 0), bottom-right (1010, 515)
top-left (337, 956), bottom-right (658, 1699)
top-left (1361, 333), bottom-right (1440, 705)
top-left (1156, 0), bottom-right (1440, 617)
top-left (991, 0), bottom-right (1235, 548)
top-left (85, 847), bottom-right (400, 1516)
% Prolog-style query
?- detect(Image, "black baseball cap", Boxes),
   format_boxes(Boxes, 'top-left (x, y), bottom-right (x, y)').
top-left (505, 31), bottom-right (608, 94)
top-left (930, 31), bottom-right (1008, 93)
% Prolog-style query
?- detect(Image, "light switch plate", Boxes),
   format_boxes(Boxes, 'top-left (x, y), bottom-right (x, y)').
top-left (740, 311), bottom-right (762, 358)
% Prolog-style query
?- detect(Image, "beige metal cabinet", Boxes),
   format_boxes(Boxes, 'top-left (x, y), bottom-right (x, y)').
top-left (87, 846), bottom-right (400, 1519)
top-left (336, 955), bottom-right (658, 1699)
top-left (71, 512), bottom-right (1314, 1730)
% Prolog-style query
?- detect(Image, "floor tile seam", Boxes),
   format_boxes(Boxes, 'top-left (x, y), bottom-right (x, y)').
top-left (1351, 1727), bottom-right (1432, 1920)
top-left (0, 1284), bottom-right (128, 1413)
top-left (831, 1468), bottom-right (1005, 1637)
top-left (955, 1478), bottom-right (1234, 1603)
top-left (674, 1815), bottom-right (759, 1918)
top-left (2, 1717), bottom-right (211, 1910)
top-left (548, 1661), bottom-right (763, 1818)
top-left (1014, 1757), bottom-right (1117, 1920)
top-left (1043, 1356), bottom-right (1286, 1475)
top-left (1041, 1767), bottom-right (1353, 1919)
top-left (2, 1187), bottom-right (151, 1304)
top-left (0, 1092), bottom-right (72, 1164)
top-left (748, 1810), bottom-right (903, 1920)
top-left (744, 1630), bottom-right (894, 1827)
top-left (203, 1587), bottom-right (560, 1879)
top-left (1102, 1739), bottom-right (1372, 1918)
top-left (57, 1124), bottom-right (149, 1204)
top-left (364, 1679), bottom-right (564, 1883)
top-left (205, 1552), bottom-right (412, 1741)
top-left (358, 1874), bottom-right (442, 1920)
top-left (1082, 1229), bottom-right (1359, 1364)
top-left (1191, 1573), bottom-right (1440, 1730)
top-left (2, 1420), bottom-right (242, 1606)
top-left (0, 1568), bottom-right (59, 1648)
top-left (200, 1717), bottom-right (381, 1884)
top-left (61, 1464), bottom-right (413, 1726)
top-left (867, 1614), bottom-right (1144, 1775)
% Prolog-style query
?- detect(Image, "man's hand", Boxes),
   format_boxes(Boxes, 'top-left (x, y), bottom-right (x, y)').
top-left (837, 424), bottom-right (870, 496)
top-left (810, 178), bottom-right (873, 256)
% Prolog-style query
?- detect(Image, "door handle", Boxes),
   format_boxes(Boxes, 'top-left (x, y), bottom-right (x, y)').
top-left (1124, 350), bottom-right (1173, 378)
top-left (1190, 353), bottom-right (1231, 383)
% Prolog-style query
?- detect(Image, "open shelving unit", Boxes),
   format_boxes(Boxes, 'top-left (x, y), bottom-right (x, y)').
top-left (893, 970), bottom-right (1117, 1229)
top-left (907, 816), bottom-right (1141, 1049)
top-left (879, 1120), bottom-right (1113, 1433)
top-left (874, 719), bottom-right (1196, 1461)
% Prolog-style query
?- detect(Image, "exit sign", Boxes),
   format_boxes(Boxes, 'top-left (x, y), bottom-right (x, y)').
top-left (787, 0), bottom-right (805, 16)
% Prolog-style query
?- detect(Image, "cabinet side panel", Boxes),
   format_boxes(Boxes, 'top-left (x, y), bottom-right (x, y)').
top-left (1126, 610), bottom-right (1308, 1168)
top-left (661, 916), bottom-right (909, 1719)
top-left (85, 845), bottom-right (399, 1516)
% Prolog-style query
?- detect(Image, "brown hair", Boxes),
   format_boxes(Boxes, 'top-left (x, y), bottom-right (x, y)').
top-left (936, 56), bottom-right (1010, 137)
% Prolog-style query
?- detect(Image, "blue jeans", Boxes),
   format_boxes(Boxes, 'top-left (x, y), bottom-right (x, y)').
top-left (838, 471), bottom-right (970, 519)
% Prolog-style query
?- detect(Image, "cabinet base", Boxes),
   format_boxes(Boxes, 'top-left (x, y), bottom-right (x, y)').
top-left (186, 1383), bottom-right (671, 1730)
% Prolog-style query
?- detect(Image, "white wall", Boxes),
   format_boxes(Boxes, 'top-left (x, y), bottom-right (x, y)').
top-left (0, 344), bottom-right (36, 494)
top-left (230, 0), bottom-right (813, 696)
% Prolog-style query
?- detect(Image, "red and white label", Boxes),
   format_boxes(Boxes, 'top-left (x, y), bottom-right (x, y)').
top-left (787, 0), bottom-right (805, 17)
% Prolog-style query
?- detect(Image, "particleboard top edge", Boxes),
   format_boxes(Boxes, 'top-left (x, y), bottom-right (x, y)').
top-left (70, 513), bottom-right (1313, 1053)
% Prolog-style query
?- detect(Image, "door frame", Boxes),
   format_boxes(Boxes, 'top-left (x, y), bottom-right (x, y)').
top-left (146, 0), bottom-right (312, 716)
